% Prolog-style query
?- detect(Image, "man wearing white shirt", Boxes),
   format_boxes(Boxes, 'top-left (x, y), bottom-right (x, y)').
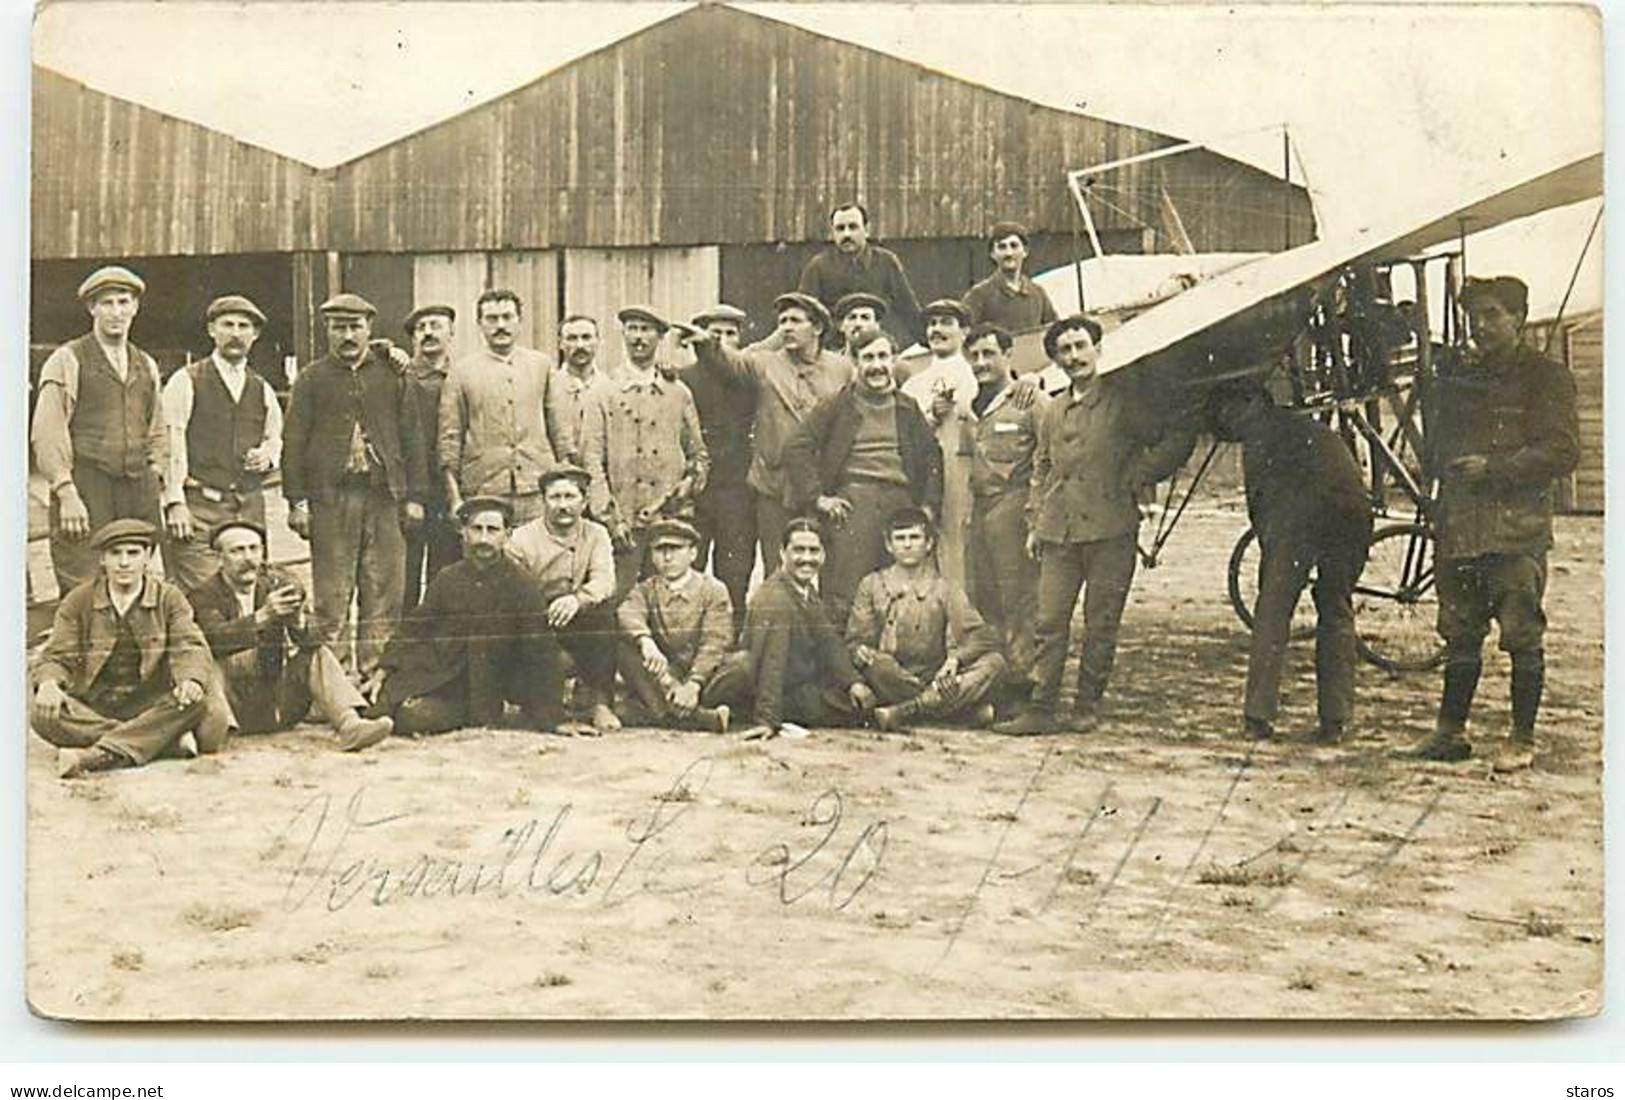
top-left (160, 295), bottom-right (283, 592)
top-left (899, 298), bottom-right (979, 589)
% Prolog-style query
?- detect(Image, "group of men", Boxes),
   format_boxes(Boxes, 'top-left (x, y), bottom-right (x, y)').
top-left (28, 203), bottom-right (1578, 778)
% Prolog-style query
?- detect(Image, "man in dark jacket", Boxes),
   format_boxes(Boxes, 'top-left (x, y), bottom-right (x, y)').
top-left (1418, 275), bottom-right (1580, 768)
top-left (1209, 381), bottom-right (1372, 744)
top-left (188, 519), bottom-right (392, 751)
top-left (797, 203), bottom-right (924, 348)
top-left (377, 497), bottom-right (563, 735)
top-left (401, 304), bottom-right (461, 609)
top-left (782, 325), bottom-right (944, 628)
top-left (282, 293), bottom-right (429, 685)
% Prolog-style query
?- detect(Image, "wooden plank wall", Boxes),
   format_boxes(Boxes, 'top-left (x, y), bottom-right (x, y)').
top-left (490, 252), bottom-right (563, 359)
top-left (1566, 318), bottom-right (1603, 513)
top-left (563, 246), bottom-right (720, 371)
top-left (412, 253), bottom-right (491, 363)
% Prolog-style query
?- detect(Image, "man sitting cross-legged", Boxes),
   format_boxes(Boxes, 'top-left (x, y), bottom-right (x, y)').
top-left (187, 519), bottom-right (392, 752)
top-left (846, 507), bottom-right (1007, 731)
top-left (615, 518), bottom-right (739, 732)
top-left (376, 496), bottom-right (564, 735)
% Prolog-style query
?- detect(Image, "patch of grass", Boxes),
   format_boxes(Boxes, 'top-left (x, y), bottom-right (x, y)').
top-left (982, 809), bottom-right (1019, 824)
top-left (1286, 968), bottom-right (1318, 991)
top-left (1196, 861), bottom-right (1296, 888)
top-left (655, 784), bottom-right (696, 804)
top-left (1523, 911), bottom-right (1566, 938)
top-left (535, 972), bottom-right (573, 989)
top-left (1219, 892), bottom-right (1256, 909)
top-left (363, 963), bottom-right (400, 980)
top-left (182, 902), bottom-right (257, 933)
top-left (110, 947), bottom-right (144, 971)
top-left (1062, 866), bottom-right (1098, 887)
top-left (292, 940), bottom-right (339, 965)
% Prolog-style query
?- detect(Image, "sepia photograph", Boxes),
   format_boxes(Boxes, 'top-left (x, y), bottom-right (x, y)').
top-left (20, 0), bottom-right (1604, 1022)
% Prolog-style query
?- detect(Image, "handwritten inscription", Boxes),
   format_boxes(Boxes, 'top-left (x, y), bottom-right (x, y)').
top-left (746, 789), bottom-right (889, 910)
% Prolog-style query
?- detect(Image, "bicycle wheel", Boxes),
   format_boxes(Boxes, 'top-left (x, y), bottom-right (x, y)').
top-left (1226, 526), bottom-right (1317, 641)
top-left (1354, 522), bottom-right (1445, 673)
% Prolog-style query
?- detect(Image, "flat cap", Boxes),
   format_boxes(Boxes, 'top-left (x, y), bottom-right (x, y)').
top-left (1460, 275), bottom-right (1529, 317)
top-left (205, 294), bottom-right (267, 326)
top-left (616, 305), bottom-right (670, 331)
top-left (1043, 313), bottom-right (1105, 360)
top-left (648, 518), bottom-right (702, 547)
top-left (831, 292), bottom-right (889, 322)
top-left (77, 265), bottom-right (146, 302)
top-left (404, 304), bottom-right (456, 335)
top-left (208, 518), bottom-right (268, 549)
top-left (89, 518), bottom-right (157, 551)
top-left (690, 303), bottom-right (748, 328)
top-left (318, 292), bottom-right (377, 318)
top-left (773, 292), bottom-right (832, 331)
top-left (456, 495), bottom-right (516, 525)
top-left (987, 220), bottom-right (1031, 245)
top-left (538, 462), bottom-right (592, 493)
top-left (922, 298), bottom-right (973, 326)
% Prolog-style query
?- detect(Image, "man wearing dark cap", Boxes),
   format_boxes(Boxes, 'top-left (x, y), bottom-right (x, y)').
top-left (582, 305), bottom-right (709, 598)
top-left (402, 304), bottom-right (461, 609)
top-left (900, 298), bottom-right (980, 589)
top-left (963, 222), bottom-right (1059, 334)
top-left (615, 518), bottom-right (738, 731)
top-left (832, 292), bottom-right (888, 357)
top-left (678, 304), bottom-right (757, 632)
top-left (282, 292), bottom-right (429, 686)
top-left (187, 519), bottom-right (393, 751)
top-left (1418, 275), bottom-right (1580, 769)
top-left (31, 265), bottom-right (166, 595)
top-left (30, 519), bottom-right (220, 778)
top-left (798, 202), bottom-right (924, 347)
top-left (377, 496), bottom-right (563, 735)
top-left (686, 291), bottom-right (853, 561)
top-left (509, 463), bottom-right (622, 734)
top-left (159, 294), bottom-right (284, 593)
top-left (996, 315), bottom-right (1196, 735)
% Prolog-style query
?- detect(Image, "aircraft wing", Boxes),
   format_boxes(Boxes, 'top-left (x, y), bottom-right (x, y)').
top-left (1097, 152), bottom-right (1604, 378)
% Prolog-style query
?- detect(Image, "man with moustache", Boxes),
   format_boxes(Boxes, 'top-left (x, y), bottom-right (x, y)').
top-left (686, 292), bottom-right (852, 563)
top-left (963, 221), bottom-right (1059, 334)
top-left (377, 497), bottom-right (563, 736)
top-left (282, 293), bottom-right (429, 686)
top-left (32, 266), bottom-right (166, 594)
top-left (831, 292), bottom-right (888, 358)
top-left (545, 314), bottom-right (615, 467)
top-left (996, 314), bottom-right (1196, 735)
top-left (900, 298), bottom-right (980, 589)
top-left (509, 463), bottom-right (622, 735)
top-left (581, 305), bottom-right (709, 598)
top-left (400, 304), bottom-right (461, 609)
top-left (187, 519), bottom-right (393, 751)
top-left (798, 202), bottom-right (924, 348)
top-left (678, 304), bottom-right (757, 632)
top-left (158, 295), bottom-right (285, 593)
top-left (439, 288), bottom-right (555, 528)
top-left (782, 325), bottom-right (943, 628)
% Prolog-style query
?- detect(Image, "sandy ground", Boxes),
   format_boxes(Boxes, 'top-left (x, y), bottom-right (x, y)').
top-left (24, 505), bottom-right (1602, 1021)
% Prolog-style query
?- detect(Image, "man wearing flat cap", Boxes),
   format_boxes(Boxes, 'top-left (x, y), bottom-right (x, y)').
top-left (963, 222), bottom-right (1059, 334)
top-left (582, 305), bottom-right (709, 598)
top-left (377, 496), bottom-right (564, 735)
top-left (615, 518), bottom-right (740, 731)
top-left (159, 294), bottom-right (284, 593)
top-left (798, 202), bottom-right (924, 348)
top-left (30, 519), bottom-right (223, 778)
top-left (187, 519), bottom-right (392, 751)
top-left (899, 298), bottom-right (981, 589)
top-left (1417, 274), bottom-right (1580, 769)
top-left (31, 265), bottom-right (166, 595)
top-left (686, 291), bottom-right (853, 562)
top-left (402, 304), bottom-right (461, 609)
top-left (832, 293), bottom-right (888, 358)
top-left (282, 292), bottom-right (430, 687)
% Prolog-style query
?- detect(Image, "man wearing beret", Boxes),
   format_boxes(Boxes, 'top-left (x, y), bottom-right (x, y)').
top-left (899, 298), bottom-right (981, 590)
top-left (31, 266), bottom-right (166, 595)
top-left (963, 222), bottom-right (1059, 334)
top-left (30, 520), bottom-right (221, 778)
top-left (685, 291), bottom-right (853, 562)
top-left (832, 293), bottom-right (888, 358)
top-left (187, 519), bottom-right (392, 751)
top-left (377, 496), bottom-right (564, 735)
top-left (1418, 275), bottom-right (1580, 769)
top-left (159, 294), bottom-right (284, 593)
top-left (582, 305), bottom-right (710, 598)
top-left (282, 292), bottom-right (430, 686)
top-left (798, 202), bottom-right (924, 348)
top-left (402, 304), bottom-right (462, 609)
top-left (615, 518), bottom-right (739, 731)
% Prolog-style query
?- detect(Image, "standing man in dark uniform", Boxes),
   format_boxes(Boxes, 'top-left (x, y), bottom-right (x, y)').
top-left (798, 203), bottom-right (925, 348)
top-left (31, 266), bottom-right (166, 595)
top-left (401, 304), bottom-right (461, 609)
top-left (963, 221), bottom-right (1060, 334)
top-left (1208, 381), bottom-right (1372, 744)
top-left (1419, 276), bottom-right (1580, 768)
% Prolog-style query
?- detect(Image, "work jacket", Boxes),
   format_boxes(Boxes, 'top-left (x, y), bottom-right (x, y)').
top-left (782, 385), bottom-right (944, 515)
top-left (34, 572), bottom-right (212, 697)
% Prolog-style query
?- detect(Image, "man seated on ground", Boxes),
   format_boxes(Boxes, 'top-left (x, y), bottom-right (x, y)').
top-left (721, 518), bottom-right (874, 740)
top-left (508, 463), bottom-right (622, 735)
top-left (846, 508), bottom-right (1008, 731)
top-left (616, 518), bottom-right (737, 732)
top-left (30, 519), bottom-right (220, 778)
top-left (375, 497), bottom-right (563, 736)
top-left (187, 519), bottom-right (393, 752)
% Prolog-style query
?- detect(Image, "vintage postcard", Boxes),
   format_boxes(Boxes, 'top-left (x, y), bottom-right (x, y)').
top-left (23, 1), bottom-right (1602, 1020)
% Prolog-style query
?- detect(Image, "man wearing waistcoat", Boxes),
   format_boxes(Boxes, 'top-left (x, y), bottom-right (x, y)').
top-left (31, 266), bottom-right (166, 595)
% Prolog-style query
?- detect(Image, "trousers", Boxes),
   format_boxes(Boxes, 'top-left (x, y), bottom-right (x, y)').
top-left (821, 480), bottom-right (916, 631)
top-left (615, 639), bottom-right (748, 726)
top-left (33, 689), bottom-right (209, 766)
top-left (968, 490), bottom-right (1038, 677)
top-left (1028, 533), bottom-right (1138, 709)
top-left (755, 491), bottom-right (794, 579)
top-left (309, 482), bottom-right (406, 678)
top-left (163, 485), bottom-right (267, 595)
top-left (1436, 551), bottom-right (1549, 659)
top-left (216, 643), bottom-right (369, 736)
top-left (50, 463), bottom-right (161, 595)
top-left (403, 513), bottom-right (461, 611)
top-left (710, 649), bottom-right (860, 728)
top-left (695, 480), bottom-right (757, 636)
top-left (860, 650), bottom-right (1006, 717)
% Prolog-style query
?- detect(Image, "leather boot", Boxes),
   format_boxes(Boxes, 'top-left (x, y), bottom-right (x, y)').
top-left (1496, 650), bottom-right (1544, 771)
top-left (875, 689), bottom-right (942, 732)
top-left (1416, 659), bottom-right (1480, 761)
